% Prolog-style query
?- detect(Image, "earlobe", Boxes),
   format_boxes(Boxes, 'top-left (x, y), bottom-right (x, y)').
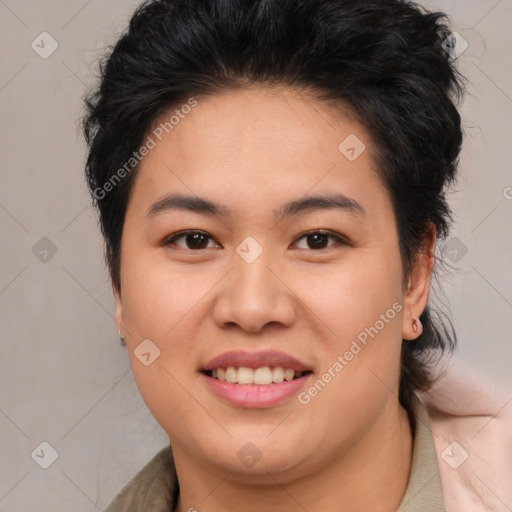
top-left (412, 317), bottom-right (423, 335)
top-left (402, 224), bottom-right (435, 341)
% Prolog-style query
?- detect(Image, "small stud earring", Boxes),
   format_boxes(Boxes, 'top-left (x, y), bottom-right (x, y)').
top-left (412, 318), bottom-right (422, 335)
top-left (118, 330), bottom-right (126, 346)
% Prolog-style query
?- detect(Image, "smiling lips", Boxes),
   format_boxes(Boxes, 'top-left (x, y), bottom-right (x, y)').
top-left (204, 349), bottom-right (311, 372)
top-left (201, 350), bottom-right (313, 407)
top-left (203, 349), bottom-right (312, 384)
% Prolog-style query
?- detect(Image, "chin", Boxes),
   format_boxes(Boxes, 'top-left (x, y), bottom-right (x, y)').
top-left (207, 435), bottom-right (310, 477)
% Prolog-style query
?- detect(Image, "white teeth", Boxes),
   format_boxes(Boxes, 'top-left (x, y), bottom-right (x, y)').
top-left (237, 367), bottom-right (254, 385)
top-left (225, 366), bottom-right (238, 383)
top-left (284, 369), bottom-right (295, 381)
top-left (209, 365), bottom-right (306, 385)
top-left (272, 366), bottom-right (284, 383)
top-left (254, 367), bottom-right (273, 385)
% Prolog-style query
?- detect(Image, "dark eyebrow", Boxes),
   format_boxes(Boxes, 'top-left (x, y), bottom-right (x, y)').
top-left (274, 194), bottom-right (365, 220)
top-left (146, 193), bottom-right (365, 220)
top-left (147, 194), bottom-right (231, 218)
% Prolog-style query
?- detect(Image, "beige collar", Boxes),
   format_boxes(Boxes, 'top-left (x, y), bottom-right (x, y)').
top-left (396, 394), bottom-right (445, 511)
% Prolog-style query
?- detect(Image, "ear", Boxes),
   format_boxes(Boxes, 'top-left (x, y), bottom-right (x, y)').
top-left (402, 223), bottom-right (436, 341)
top-left (113, 282), bottom-right (124, 337)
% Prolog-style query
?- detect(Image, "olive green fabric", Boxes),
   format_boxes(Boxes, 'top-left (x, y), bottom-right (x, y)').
top-left (104, 394), bottom-right (444, 511)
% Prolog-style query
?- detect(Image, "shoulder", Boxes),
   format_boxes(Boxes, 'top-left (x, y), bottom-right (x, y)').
top-left (417, 357), bottom-right (512, 512)
top-left (104, 445), bottom-right (176, 512)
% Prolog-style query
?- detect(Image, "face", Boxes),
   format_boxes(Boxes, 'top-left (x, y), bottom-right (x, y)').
top-left (114, 86), bottom-right (429, 482)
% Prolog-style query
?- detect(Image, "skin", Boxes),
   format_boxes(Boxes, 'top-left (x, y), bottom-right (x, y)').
top-left (114, 85), bottom-right (435, 512)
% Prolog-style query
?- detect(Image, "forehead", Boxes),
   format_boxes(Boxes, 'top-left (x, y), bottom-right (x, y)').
top-left (150, 85), bottom-right (364, 159)
top-left (128, 86), bottom-right (390, 221)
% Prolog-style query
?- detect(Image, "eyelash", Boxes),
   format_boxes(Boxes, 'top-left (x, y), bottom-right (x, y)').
top-left (162, 229), bottom-right (349, 251)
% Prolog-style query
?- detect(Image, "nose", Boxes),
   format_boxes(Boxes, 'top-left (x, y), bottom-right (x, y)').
top-left (212, 249), bottom-right (296, 334)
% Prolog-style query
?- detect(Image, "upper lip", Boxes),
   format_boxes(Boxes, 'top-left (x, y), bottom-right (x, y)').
top-left (203, 350), bottom-right (311, 372)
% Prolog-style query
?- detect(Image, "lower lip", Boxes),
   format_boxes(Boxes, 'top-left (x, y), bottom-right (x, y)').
top-left (201, 373), bottom-right (311, 408)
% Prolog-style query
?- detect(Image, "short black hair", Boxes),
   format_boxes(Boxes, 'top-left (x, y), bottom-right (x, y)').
top-left (83, 0), bottom-right (466, 411)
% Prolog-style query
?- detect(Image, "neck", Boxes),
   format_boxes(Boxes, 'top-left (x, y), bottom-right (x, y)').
top-left (174, 401), bottom-right (413, 512)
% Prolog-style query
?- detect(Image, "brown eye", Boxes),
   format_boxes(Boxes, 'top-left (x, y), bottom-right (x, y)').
top-left (164, 231), bottom-right (219, 250)
top-left (293, 230), bottom-right (347, 250)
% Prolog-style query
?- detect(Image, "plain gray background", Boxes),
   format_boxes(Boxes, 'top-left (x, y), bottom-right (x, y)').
top-left (0, 0), bottom-right (511, 510)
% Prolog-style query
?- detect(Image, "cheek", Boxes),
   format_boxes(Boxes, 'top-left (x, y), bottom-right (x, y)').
top-left (293, 250), bottom-right (405, 403)
top-left (295, 252), bottom-right (404, 338)
top-left (120, 252), bottom-right (214, 338)
top-left (293, 256), bottom-right (405, 432)
top-left (117, 254), bottom-right (207, 395)
top-left (118, 257), bottom-right (207, 426)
